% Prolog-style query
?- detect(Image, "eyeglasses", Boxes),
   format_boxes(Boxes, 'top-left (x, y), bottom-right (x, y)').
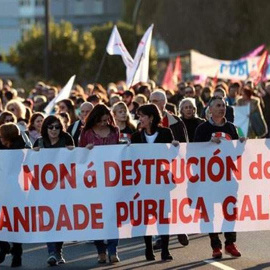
top-left (47, 125), bottom-right (61, 130)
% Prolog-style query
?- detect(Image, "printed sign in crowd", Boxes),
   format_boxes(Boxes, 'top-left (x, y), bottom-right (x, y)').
top-left (0, 140), bottom-right (270, 243)
top-left (191, 50), bottom-right (270, 80)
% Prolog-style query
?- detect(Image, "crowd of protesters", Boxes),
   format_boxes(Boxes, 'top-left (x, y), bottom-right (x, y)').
top-left (0, 76), bottom-right (269, 267)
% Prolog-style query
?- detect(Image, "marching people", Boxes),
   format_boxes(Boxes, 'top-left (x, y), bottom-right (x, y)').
top-left (236, 87), bottom-right (268, 138)
top-left (79, 104), bottom-right (120, 264)
top-left (183, 85), bottom-right (204, 117)
top-left (201, 87), bottom-right (234, 123)
top-left (0, 122), bottom-right (31, 267)
top-left (33, 115), bottom-right (75, 266)
top-left (149, 89), bottom-right (188, 143)
top-left (28, 112), bottom-right (44, 144)
top-left (131, 103), bottom-right (179, 261)
top-left (5, 100), bottom-right (28, 132)
top-left (194, 96), bottom-right (244, 259)
top-left (1, 72), bottom-right (270, 268)
top-left (67, 101), bottom-right (94, 146)
top-left (57, 99), bottom-right (78, 124)
top-left (149, 89), bottom-right (189, 248)
top-left (179, 97), bottom-right (205, 142)
top-left (112, 101), bottom-right (136, 143)
top-left (122, 90), bottom-right (139, 119)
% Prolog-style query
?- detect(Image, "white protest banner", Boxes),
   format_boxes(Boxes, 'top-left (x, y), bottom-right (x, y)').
top-left (191, 50), bottom-right (270, 80)
top-left (233, 104), bottom-right (250, 137)
top-left (44, 75), bottom-right (76, 115)
top-left (1, 140), bottom-right (270, 243)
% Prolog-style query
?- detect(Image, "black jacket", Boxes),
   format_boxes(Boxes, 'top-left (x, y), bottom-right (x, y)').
top-left (131, 127), bottom-right (174, 144)
top-left (194, 119), bottom-right (239, 142)
top-left (67, 120), bottom-right (83, 146)
top-left (164, 111), bottom-right (189, 142)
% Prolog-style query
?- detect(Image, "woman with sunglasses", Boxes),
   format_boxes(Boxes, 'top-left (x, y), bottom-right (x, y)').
top-left (79, 104), bottom-right (120, 264)
top-left (33, 115), bottom-right (74, 266)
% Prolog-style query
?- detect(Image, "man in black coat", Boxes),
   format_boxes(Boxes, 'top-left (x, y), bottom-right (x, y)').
top-left (150, 90), bottom-right (188, 143)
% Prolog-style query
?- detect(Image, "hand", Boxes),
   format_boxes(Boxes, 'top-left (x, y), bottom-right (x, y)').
top-left (172, 140), bottom-right (180, 147)
top-left (66, 145), bottom-right (75, 150)
top-left (33, 147), bottom-right (40, 151)
top-left (86, 143), bottom-right (94, 150)
top-left (210, 137), bottom-right (221, 144)
top-left (239, 137), bottom-right (247, 143)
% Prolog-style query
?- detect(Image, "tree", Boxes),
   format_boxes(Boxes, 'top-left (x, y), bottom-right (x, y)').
top-left (6, 21), bottom-right (95, 85)
top-left (88, 21), bottom-right (158, 85)
top-left (131, 0), bottom-right (270, 60)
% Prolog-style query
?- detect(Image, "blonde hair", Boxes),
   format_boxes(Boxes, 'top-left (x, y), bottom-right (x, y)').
top-left (5, 100), bottom-right (26, 120)
top-left (112, 101), bottom-right (136, 130)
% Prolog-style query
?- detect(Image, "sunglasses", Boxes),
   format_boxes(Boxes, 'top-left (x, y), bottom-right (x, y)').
top-left (47, 125), bottom-right (61, 130)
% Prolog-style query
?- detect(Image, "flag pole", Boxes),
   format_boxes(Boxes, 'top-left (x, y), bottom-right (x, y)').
top-left (94, 51), bottom-right (107, 83)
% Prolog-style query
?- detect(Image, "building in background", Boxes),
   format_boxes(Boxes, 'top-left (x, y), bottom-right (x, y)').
top-left (0, 0), bottom-right (123, 78)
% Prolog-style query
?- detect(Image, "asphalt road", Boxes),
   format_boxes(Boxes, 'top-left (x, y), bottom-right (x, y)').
top-left (1, 231), bottom-right (270, 269)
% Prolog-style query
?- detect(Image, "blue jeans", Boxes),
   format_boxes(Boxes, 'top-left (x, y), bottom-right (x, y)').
top-left (46, 242), bottom-right (63, 255)
top-left (94, 239), bottom-right (119, 256)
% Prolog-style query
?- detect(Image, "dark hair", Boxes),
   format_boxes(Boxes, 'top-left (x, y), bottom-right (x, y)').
top-left (83, 104), bottom-right (116, 131)
top-left (122, 90), bottom-right (134, 98)
top-left (208, 96), bottom-right (225, 107)
top-left (41, 115), bottom-right (64, 140)
top-left (4, 91), bottom-right (15, 101)
top-left (87, 94), bottom-right (101, 103)
top-left (58, 112), bottom-right (71, 130)
top-left (58, 99), bottom-right (77, 123)
top-left (137, 104), bottom-right (162, 133)
top-left (0, 111), bottom-right (17, 125)
top-left (230, 82), bottom-right (241, 89)
top-left (0, 123), bottom-right (20, 143)
top-left (243, 87), bottom-right (253, 99)
top-left (29, 112), bottom-right (44, 131)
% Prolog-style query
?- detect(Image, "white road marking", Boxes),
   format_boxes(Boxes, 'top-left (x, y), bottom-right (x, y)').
top-left (204, 259), bottom-right (236, 270)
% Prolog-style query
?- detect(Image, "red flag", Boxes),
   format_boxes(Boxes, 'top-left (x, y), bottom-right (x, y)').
top-left (162, 56), bottom-right (182, 90)
top-left (173, 56), bottom-right (182, 83)
top-left (162, 60), bottom-right (175, 89)
top-left (250, 50), bottom-right (269, 85)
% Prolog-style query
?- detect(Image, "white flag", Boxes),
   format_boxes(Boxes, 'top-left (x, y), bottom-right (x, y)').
top-left (44, 75), bottom-right (76, 116)
top-left (106, 26), bottom-right (134, 68)
top-left (126, 24), bottom-right (153, 88)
